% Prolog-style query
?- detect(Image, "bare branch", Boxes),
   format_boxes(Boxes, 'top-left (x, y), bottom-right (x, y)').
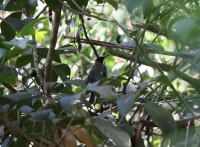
top-left (44, 8), bottom-right (61, 98)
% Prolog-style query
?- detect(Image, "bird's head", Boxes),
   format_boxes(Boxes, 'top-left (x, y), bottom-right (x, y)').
top-left (95, 55), bottom-right (109, 64)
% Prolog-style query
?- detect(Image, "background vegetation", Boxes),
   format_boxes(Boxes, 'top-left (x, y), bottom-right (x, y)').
top-left (0, 0), bottom-right (200, 146)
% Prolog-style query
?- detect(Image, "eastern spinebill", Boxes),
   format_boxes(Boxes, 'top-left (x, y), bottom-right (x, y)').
top-left (86, 55), bottom-right (109, 104)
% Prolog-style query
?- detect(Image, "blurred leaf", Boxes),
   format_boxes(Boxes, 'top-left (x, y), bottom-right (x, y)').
top-left (0, 48), bottom-right (7, 59)
top-left (148, 44), bottom-right (165, 54)
top-left (66, 0), bottom-right (88, 11)
top-left (88, 85), bottom-right (117, 102)
top-left (155, 75), bottom-right (171, 85)
top-left (57, 45), bottom-right (78, 55)
top-left (175, 18), bottom-right (198, 38)
top-left (1, 12), bottom-right (22, 40)
top-left (37, 48), bottom-right (61, 63)
top-left (2, 104), bottom-right (10, 113)
top-left (3, 38), bottom-right (30, 49)
top-left (52, 64), bottom-right (71, 81)
top-left (20, 105), bottom-right (32, 115)
top-left (7, 46), bottom-right (31, 60)
top-left (64, 79), bottom-right (86, 88)
top-left (142, 0), bottom-right (154, 19)
top-left (89, 117), bottom-right (131, 147)
top-left (30, 109), bottom-right (53, 121)
top-left (20, 17), bottom-right (47, 36)
top-left (60, 93), bottom-right (82, 114)
top-left (127, 0), bottom-right (144, 13)
top-left (15, 54), bottom-right (33, 68)
top-left (117, 94), bottom-right (135, 118)
top-left (7, 17), bottom-right (33, 32)
top-left (74, 87), bottom-right (83, 94)
top-left (118, 123), bottom-right (134, 138)
top-left (142, 102), bottom-right (177, 139)
top-left (105, 0), bottom-right (118, 9)
top-left (0, 73), bottom-right (16, 85)
top-left (5, 92), bottom-right (32, 101)
top-left (44, 0), bottom-right (62, 12)
top-left (2, 137), bottom-right (10, 147)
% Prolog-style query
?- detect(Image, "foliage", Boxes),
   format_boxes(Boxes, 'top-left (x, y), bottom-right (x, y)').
top-left (0, 0), bottom-right (200, 146)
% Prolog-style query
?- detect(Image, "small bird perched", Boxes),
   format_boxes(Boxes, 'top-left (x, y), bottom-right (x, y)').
top-left (86, 55), bottom-right (109, 104)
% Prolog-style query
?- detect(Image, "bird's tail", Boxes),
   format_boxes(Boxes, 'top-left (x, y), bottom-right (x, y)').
top-left (89, 92), bottom-right (95, 104)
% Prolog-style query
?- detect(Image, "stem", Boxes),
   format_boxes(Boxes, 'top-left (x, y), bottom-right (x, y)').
top-left (44, 8), bottom-right (61, 98)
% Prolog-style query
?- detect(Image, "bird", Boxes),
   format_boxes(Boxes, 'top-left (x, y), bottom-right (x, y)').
top-left (86, 55), bottom-right (109, 104)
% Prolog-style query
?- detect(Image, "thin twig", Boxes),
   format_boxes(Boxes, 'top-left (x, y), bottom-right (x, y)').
top-left (34, 5), bottom-right (48, 19)
top-left (2, 82), bottom-right (17, 93)
top-left (79, 14), bottom-right (99, 58)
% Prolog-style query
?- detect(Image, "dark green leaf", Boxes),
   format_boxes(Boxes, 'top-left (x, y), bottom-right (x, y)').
top-left (37, 48), bottom-right (61, 63)
top-left (0, 73), bottom-right (16, 85)
top-left (155, 75), bottom-right (170, 85)
top-left (127, 0), bottom-right (144, 13)
top-left (15, 54), bottom-right (33, 68)
top-left (7, 17), bottom-right (33, 32)
top-left (142, 0), bottom-right (154, 19)
top-left (142, 102), bottom-right (177, 139)
top-left (64, 79), bottom-right (86, 88)
top-left (52, 64), bottom-right (71, 81)
top-left (66, 0), bottom-right (88, 11)
top-left (105, 0), bottom-right (118, 9)
top-left (60, 93), bottom-right (82, 114)
top-left (20, 105), bottom-right (32, 115)
top-left (118, 123), bottom-right (134, 137)
top-left (117, 94), bottom-right (135, 118)
top-left (89, 117), bottom-right (131, 147)
top-left (30, 109), bottom-right (53, 121)
top-left (44, 0), bottom-right (62, 12)
top-left (175, 18), bottom-right (198, 38)
top-left (148, 44), bottom-right (165, 54)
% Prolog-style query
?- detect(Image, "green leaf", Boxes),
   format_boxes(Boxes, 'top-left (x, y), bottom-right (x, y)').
top-left (127, 0), bottom-right (144, 13)
top-left (30, 109), bottom-right (53, 121)
top-left (3, 38), bottom-right (30, 49)
top-left (148, 44), bottom-right (165, 54)
top-left (117, 94), bottom-right (135, 118)
top-left (20, 17), bottom-right (47, 36)
top-left (52, 64), bottom-right (71, 81)
top-left (0, 48), bottom-right (7, 59)
top-left (37, 48), bottom-right (61, 63)
top-left (118, 123), bottom-right (134, 138)
top-left (1, 12), bottom-right (22, 40)
top-left (142, 102), bottom-right (177, 139)
top-left (7, 17), bottom-right (33, 32)
top-left (0, 73), bottom-right (16, 85)
top-left (64, 79), bottom-right (86, 88)
top-left (142, 0), bottom-right (154, 19)
top-left (89, 117), bottom-right (131, 147)
top-left (66, 0), bottom-right (88, 11)
top-left (60, 93), bottom-right (82, 114)
top-left (5, 92), bottom-right (32, 101)
top-left (57, 45), bottom-right (78, 55)
top-left (87, 85), bottom-right (117, 102)
top-left (44, 0), bottom-right (62, 12)
top-left (15, 54), bottom-right (33, 68)
top-left (105, 0), bottom-right (118, 9)
top-left (175, 18), bottom-right (198, 38)
top-left (155, 75), bottom-right (170, 85)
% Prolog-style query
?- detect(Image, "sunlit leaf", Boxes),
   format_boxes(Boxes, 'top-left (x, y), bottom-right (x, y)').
top-left (20, 17), bottom-right (47, 36)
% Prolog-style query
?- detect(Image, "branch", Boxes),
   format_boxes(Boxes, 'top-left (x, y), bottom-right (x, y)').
top-left (0, 104), bottom-right (43, 147)
top-left (44, 9), bottom-right (61, 98)
top-left (2, 82), bottom-right (17, 93)
top-left (64, 36), bottom-right (195, 58)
